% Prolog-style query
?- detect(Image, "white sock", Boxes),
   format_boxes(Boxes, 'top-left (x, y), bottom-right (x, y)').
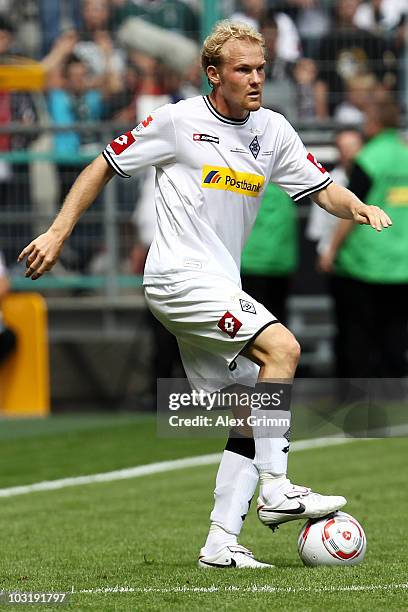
top-left (254, 433), bottom-right (290, 475)
top-left (252, 382), bottom-right (291, 476)
top-left (203, 449), bottom-right (258, 555)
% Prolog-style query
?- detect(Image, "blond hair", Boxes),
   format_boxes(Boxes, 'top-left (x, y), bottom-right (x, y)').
top-left (201, 20), bottom-right (265, 72)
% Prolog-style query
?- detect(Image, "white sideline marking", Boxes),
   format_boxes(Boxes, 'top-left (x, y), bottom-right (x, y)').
top-left (0, 436), bottom-right (354, 499)
top-left (74, 582), bottom-right (408, 595)
top-left (4, 426), bottom-right (408, 499)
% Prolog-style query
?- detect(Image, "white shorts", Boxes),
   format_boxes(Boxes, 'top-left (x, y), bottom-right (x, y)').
top-left (144, 275), bottom-right (277, 393)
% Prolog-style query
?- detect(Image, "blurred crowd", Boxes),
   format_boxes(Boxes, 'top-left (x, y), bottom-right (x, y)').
top-left (0, 0), bottom-right (406, 129)
top-left (0, 2), bottom-right (405, 232)
top-left (0, 0), bottom-right (406, 274)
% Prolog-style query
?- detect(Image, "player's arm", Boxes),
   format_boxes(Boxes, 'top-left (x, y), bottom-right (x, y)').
top-left (311, 182), bottom-right (392, 232)
top-left (18, 155), bottom-right (115, 280)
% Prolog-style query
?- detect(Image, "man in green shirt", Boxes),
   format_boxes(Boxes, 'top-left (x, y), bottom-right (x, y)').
top-left (322, 96), bottom-right (408, 376)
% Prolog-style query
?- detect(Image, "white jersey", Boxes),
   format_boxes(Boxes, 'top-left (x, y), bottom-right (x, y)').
top-left (103, 95), bottom-right (331, 285)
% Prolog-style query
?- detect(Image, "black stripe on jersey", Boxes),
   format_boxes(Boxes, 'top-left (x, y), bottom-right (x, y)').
top-left (203, 96), bottom-right (250, 125)
top-left (292, 176), bottom-right (332, 202)
top-left (102, 149), bottom-right (131, 179)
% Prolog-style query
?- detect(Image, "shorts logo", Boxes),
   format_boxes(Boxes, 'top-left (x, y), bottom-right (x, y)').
top-left (193, 133), bottom-right (219, 143)
top-left (110, 131), bottom-right (135, 155)
top-left (307, 152), bottom-right (326, 174)
top-left (202, 166), bottom-right (265, 197)
top-left (218, 311), bottom-right (242, 338)
top-left (240, 299), bottom-right (256, 314)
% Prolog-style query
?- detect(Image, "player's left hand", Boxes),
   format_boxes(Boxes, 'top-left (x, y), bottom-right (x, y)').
top-left (353, 204), bottom-right (392, 231)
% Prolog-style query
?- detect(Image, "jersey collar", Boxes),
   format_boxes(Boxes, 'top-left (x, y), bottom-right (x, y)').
top-left (203, 95), bottom-right (250, 126)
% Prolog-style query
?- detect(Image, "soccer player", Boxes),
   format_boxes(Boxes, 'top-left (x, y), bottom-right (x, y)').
top-left (18, 21), bottom-right (392, 569)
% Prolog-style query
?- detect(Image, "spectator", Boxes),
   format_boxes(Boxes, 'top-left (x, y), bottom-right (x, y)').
top-left (319, 97), bottom-right (408, 377)
top-left (259, 10), bottom-right (297, 120)
top-left (48, 54), bottom-right (103, 159)
top-left (39, 0), bottom-right (82, 56)
top-left (241, 183), bottom-right (298, 326)
top-left (74, 0), bottom-right (125, 96)
top-left (231, 0), bottom-right (302, 62)
top-left (308, 129), bottom-right (364, 267)
top-left (0, 250), bottom-right (16, 367)
top-left (179, 57), bottom-right (202, 99)
top-left (353, 0), bottom-right (406, 34)
top-left (306, 129), bottom-right (364, 377)
top-left (42, 30), bottom-right (80, 89)
top-left (334, 73), bottom-right (378, 124)
top-left (102, 60), bottom-right (141, 122)
top-left (48, 54), bottom-right (103, 271)
top-left (259, 11), bottom-right (326, 120)
top-left (353, 2), bottom-right (406, 108)
top-left (354, 0), bottom-right (408, 106)
top-left (0, 16), bottom-right (37, 264)
top-left (0, 16), bottom-right (37, 147)
top-left (292, 0), bottom-right (330, 56)
top-left (293, 57), bottom-right (328, 120)
top-left (316, 0), bottom-right (397, 113)
top-left (0, 0), bottom-right (42, 58)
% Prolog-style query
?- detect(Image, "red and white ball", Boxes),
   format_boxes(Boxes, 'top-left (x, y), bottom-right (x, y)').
top-left (297, 511), bottom-right (367, 566)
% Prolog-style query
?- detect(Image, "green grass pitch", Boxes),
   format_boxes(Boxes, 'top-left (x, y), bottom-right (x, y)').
top-left (0, 414), bottom-right (407, 611)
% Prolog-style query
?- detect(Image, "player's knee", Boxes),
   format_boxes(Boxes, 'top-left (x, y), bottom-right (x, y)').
top-left (288, 336), bottom-right (301, 363)
top-left (273, 333), bottom-right (301, 367)
top-left (252, 326), bottom-right (301, 368)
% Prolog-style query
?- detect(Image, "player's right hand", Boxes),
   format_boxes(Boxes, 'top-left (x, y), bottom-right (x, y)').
top-left (17, 230), bottom-right (64, 280)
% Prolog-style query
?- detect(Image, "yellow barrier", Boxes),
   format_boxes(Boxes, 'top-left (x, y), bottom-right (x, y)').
top-left (0, 57), bottom-right (45, 92)
top-left (0, 293), bottom-right (50, 417)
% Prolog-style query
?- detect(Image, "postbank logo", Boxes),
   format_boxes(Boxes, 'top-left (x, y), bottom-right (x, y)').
top-left (202, 165), bottom-right (264, 197)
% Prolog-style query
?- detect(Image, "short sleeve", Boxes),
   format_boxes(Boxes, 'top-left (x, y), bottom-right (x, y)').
top-left (270, 117), bottom-right (332, 202)
top-left (103, 104), bottom-right (176, 178)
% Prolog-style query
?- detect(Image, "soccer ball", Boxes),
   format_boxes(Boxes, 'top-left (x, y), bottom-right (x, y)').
top-left (297, 511), bottom-right (366, 567)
